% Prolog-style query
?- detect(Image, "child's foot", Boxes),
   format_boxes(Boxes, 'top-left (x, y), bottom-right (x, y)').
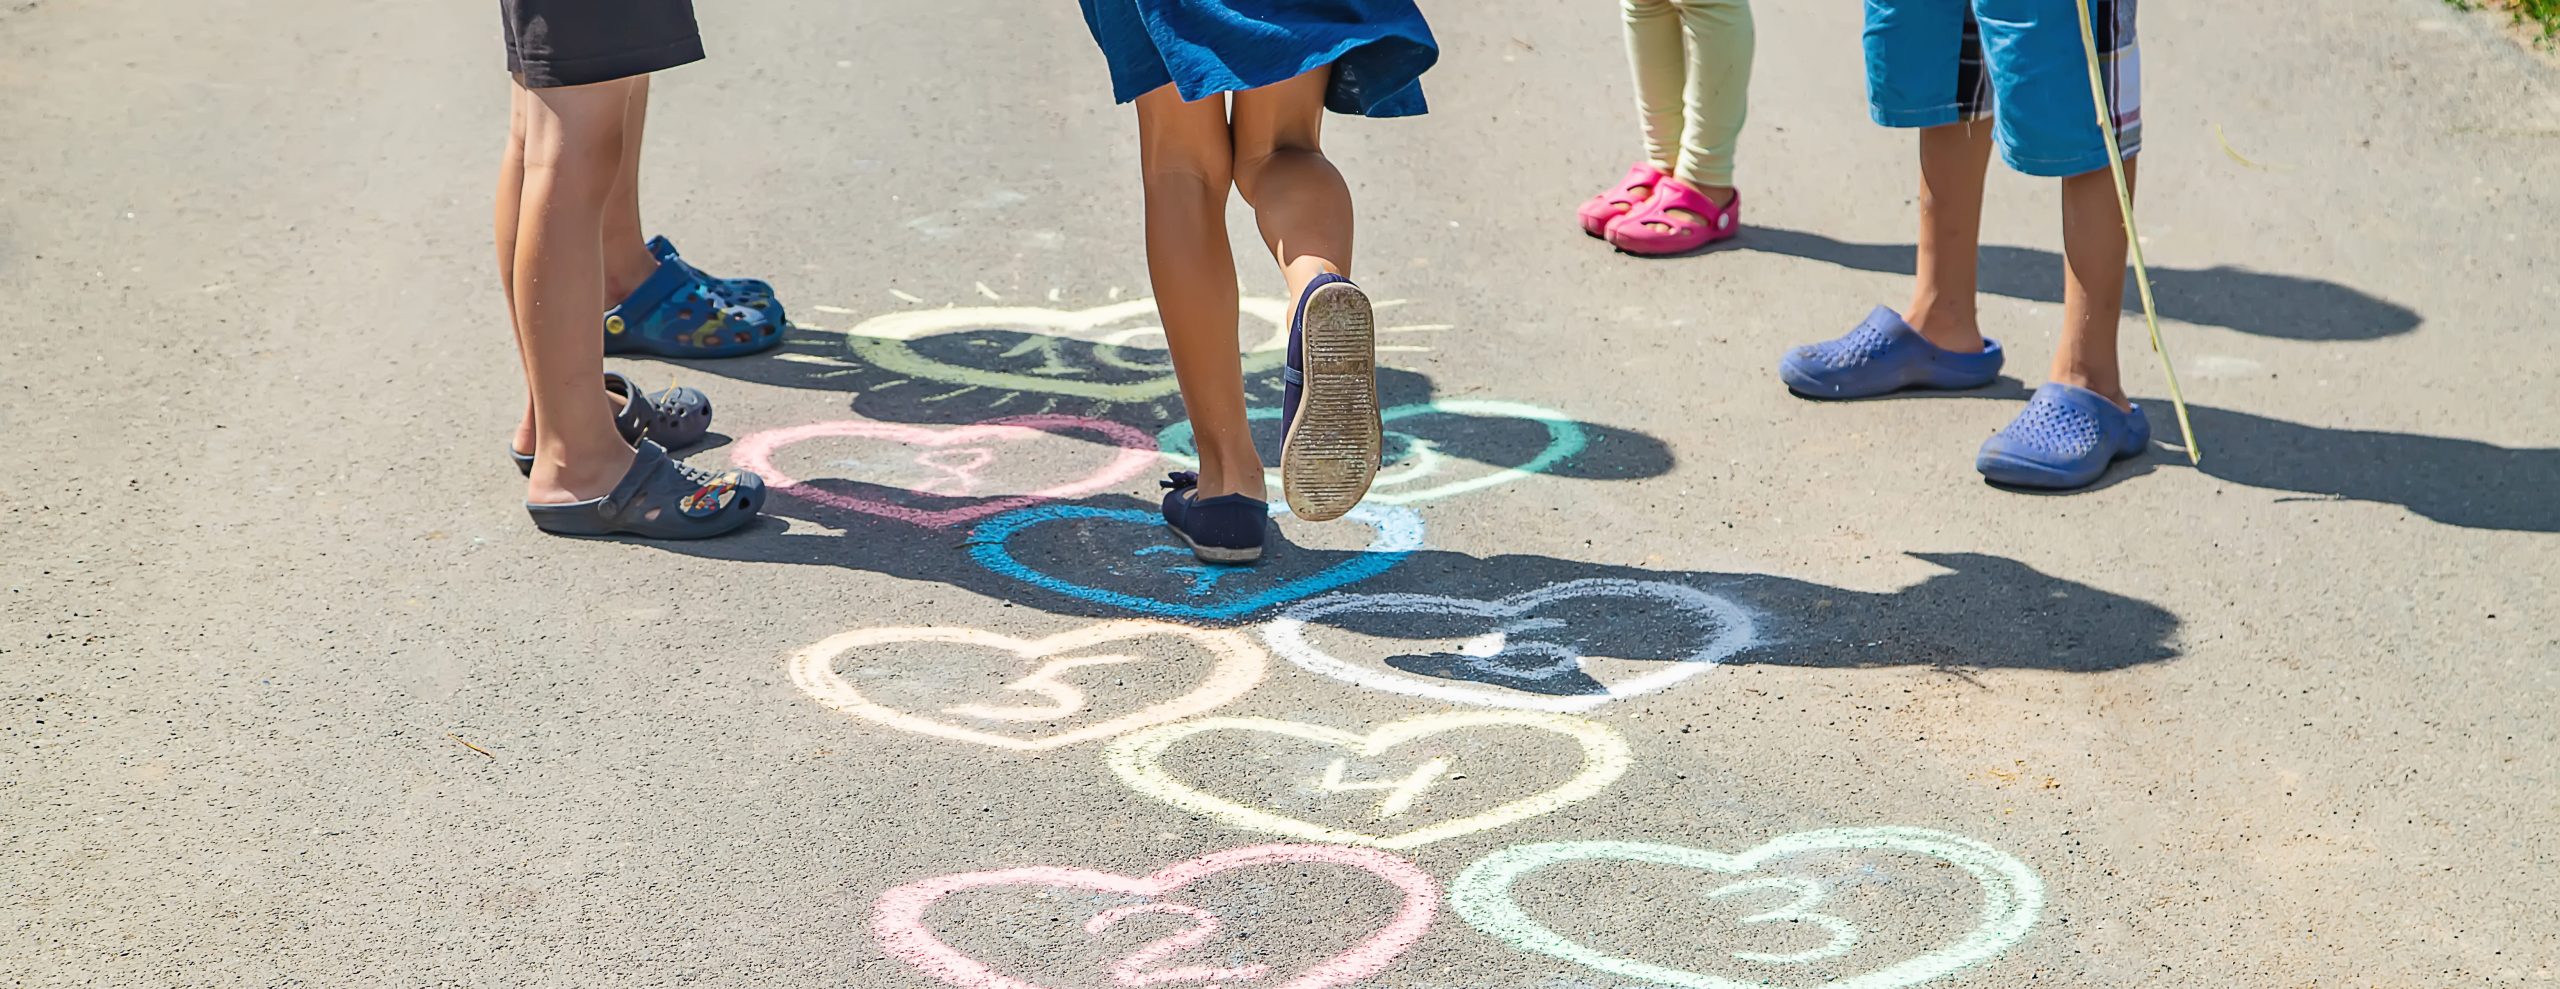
top-left (1160, 472), bottom-right (1267, 564)
top-left (603, 253), bottom-right (783, 359)
top-left (1578, 163), bottom-right (1666, 239)
top-left (1277, 273), bottom-right (1382, 523)
top-left (1975, 383), bottom-right (2151, 490)
top-left (526, 440), bottom-right (764, 539)
top-left (509, 372), bottom-right (716, 476)
top-left (1605, 177), bottom-right (1740, 256)
top-left (648, 236), bottom-right (783, 315)
top-left (1779, 306), bottom-right (2006, 399)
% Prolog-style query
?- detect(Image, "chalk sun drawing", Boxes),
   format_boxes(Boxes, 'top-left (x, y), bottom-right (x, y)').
top-left (1159, 399), bottom-right (1590, 506)
top-left (730, 416), bottom-right (1158, 529)
top-left (827, 298), bottom-right (1287, 416)
top-left (787, 622), bottom-right (1267, 751)
top-left (969, 504), bottom-right (1425, 622)
top-left (778, 294), bottom-right (1441, 419)
top-left (873, 844), bottom-right (1439, 989)
top-left (1104, 711), bottom-right (1630, 849)
top-left (1262, 579), bottom-right (1759, 713)
top-left (1450, 829), bottom-right (2043, 989)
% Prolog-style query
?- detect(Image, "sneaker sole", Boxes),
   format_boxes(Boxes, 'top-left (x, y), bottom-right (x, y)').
top-left (1279, 281), bottom-right (1381, 523)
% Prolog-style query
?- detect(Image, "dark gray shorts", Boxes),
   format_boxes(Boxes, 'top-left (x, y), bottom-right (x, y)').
top-left (502, 0), bottom-right (704, 88)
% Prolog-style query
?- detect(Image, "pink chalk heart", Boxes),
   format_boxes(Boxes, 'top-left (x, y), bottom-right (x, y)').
top-left (730, 415), bottom-right (1156, 529)
top-left (874, 844), bottom-right (1439, 989)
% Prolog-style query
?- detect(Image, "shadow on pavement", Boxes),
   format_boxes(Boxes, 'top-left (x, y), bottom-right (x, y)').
top-left (667, 492), bottom-right (2182, 675)
top-left (2169, 405), bottom-right (2560, 533)
top-left (672, 325), bottom-right (1681, 487)
top-left (1744, 227), bottom-right (2422, 342)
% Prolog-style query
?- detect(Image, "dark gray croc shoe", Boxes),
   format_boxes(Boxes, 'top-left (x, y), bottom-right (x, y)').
top-left (524, 440), bottom-right (763, 539)
top-left (511, 372), bottom-right (716, 475)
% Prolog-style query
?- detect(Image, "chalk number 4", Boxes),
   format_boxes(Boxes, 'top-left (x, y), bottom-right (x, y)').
top-left (1705, 877), bottom-right (1858, 965)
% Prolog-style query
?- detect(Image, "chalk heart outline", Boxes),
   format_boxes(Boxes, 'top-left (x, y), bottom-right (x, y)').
top-left (1263, 578), bottom-right (1760, 713)
top-left (730, 416), bottom-right (1158, 529)
top-left (1159, 399), bottom-right (1592, 506)
top-left (844, 297), bottom-right (1289, 403)
top-left (1452, 829), bottom-right (2044, 989)
top-left (873, 843), bottom-right (1438, 989)
top-left (787, 621), bottom-right (1266, 751)
top-left (969, 503), bottom-right (1424, 622)
top-left (1106, 711), bottom-right (1630, 850)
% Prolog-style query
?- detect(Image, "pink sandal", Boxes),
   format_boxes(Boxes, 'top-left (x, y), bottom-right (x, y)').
top-left (1606, 176), bottom-right (1742, 256)
top-left (1577, 164), bottom-right (1667, 239)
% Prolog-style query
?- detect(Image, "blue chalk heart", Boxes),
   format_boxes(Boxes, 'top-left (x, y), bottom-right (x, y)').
top-left (968, 504), bottom-right (1424, 621)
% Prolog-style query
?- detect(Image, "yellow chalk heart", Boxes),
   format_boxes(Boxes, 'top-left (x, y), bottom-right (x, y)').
top-left (1105, 711), bottom-right (1630, 849)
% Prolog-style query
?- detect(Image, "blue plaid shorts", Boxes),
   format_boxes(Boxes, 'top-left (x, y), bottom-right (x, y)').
top-left (1863, 0), bottom-right (2140, 177)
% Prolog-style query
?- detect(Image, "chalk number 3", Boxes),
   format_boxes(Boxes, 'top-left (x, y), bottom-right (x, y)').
top-left (1705, 877), bottom-right (1858, 965)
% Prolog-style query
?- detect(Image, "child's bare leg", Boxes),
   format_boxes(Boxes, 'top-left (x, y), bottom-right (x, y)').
top-left (2056, 157), bottom-right (2135, 408)
top-left (1135, 85), bottom-right (1262, 502)
top-left (500, 83), bottom-right (541, 458)
top-left (1231, 68), bottom-right (1352, 307)
top-left (1907, 120), bottom-right (1994, 353)
top-left (517, 77), bottom-right (641, 503)
top-left (600, 75), bottom-right (663, 306)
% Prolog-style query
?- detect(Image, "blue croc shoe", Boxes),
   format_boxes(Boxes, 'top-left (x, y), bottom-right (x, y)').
top-left (1976, 383), bottom-right (2152, 489)
top-left (603, 254), bottom-right (783, 359)
top-left (648, 235), bottom-right (785, 322)
top-left (1160, 472), bottom-right (1267, 564)
top-left (1780, 306), bottom-right (2005, 398)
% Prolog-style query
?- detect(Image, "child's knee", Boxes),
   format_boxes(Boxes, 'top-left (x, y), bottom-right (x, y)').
top-left (1142, 154), bottom-right (1233, 200)
top-left (522, 115), bottom-right (627, 177)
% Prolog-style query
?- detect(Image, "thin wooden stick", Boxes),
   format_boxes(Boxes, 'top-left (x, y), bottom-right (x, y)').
top-left (2075, 0), bottom-right (2200, 464)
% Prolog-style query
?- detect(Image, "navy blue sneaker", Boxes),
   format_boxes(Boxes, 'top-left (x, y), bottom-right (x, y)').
top-left (1976, 383), bottom-right (2152, 489)
top-left (1160, 472), bottom-right (1267, 564)
top-left (1277, 273), bottom-right (1382, 522)
top-left (1780, 306), bottom-right (2005, 398)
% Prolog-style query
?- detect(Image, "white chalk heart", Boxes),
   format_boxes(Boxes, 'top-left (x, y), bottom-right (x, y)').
top-left (788, 621), bottom-right (1266, 751)
top-left (1262, 578), bottom-right (1758, 713)
top-left (1453, 829), bottom-right (2044, 989)
top-left (1105, 711), bottom-right (1630, 849)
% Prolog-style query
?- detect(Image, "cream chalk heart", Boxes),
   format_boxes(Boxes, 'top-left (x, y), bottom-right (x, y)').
top-left (788, 622), bottom-right (1266, 751)
top-left (1104, 711), bottom-right (1629, 849)
top-left (1263, 578), bottom-right (1759, 713)
top-left (873, 843), bottom-right (1438, 989)
top-left (1452, 829), bottom-right (2043, 989)
top-left (729, 416), bottom-right (1157, 529)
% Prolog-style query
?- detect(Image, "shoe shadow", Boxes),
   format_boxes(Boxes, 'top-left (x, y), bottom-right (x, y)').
top-left (1744, 227), bottom-right (2422, 342)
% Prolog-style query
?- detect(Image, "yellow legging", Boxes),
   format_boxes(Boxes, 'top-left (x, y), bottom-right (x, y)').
top-left (1622, 0), bottom-right (1754, 189)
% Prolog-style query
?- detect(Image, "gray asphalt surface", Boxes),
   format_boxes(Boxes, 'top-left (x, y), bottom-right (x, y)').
top-left (5, 0), bottom-right (2557, 986)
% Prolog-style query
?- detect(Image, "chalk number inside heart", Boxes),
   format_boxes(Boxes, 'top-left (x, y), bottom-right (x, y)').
top-left (1705, 878), bottom-right (1858, 965)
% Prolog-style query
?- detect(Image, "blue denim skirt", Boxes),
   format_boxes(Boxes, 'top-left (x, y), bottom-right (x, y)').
top-left (1077, 0), bottom-right (1438, 117)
